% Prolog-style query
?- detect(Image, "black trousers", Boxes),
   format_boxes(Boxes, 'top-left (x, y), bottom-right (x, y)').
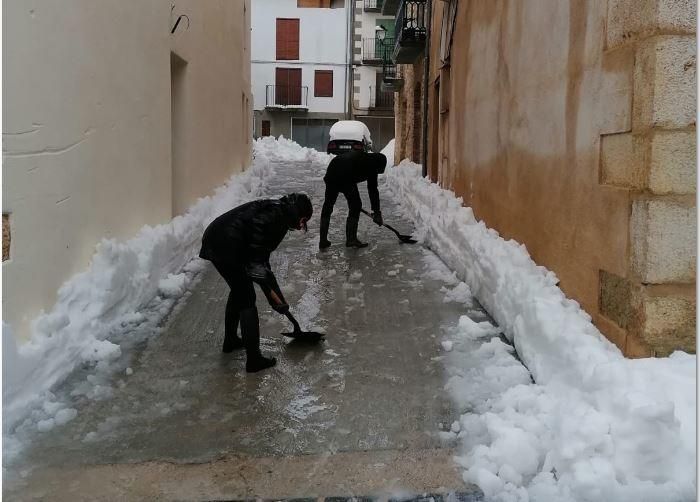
top-left (211, 259), bottom-right (256, 341)
top-left (321, 182), bottom-right (362, 220)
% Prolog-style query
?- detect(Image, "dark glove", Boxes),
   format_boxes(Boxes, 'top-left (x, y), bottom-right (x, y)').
top-left (245, 262), bottom-right (272, 282)
top-left (271, 302), bottom-right (290, 314)
top-left (372, 210), bottom-right (383, 226)
top-left (248, 263), bottom-right (289, 314)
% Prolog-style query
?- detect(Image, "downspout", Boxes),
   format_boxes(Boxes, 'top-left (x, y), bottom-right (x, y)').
top-left (346, 0), bottom-right (353, 119)
top-left (420, 0), bottom-right (432, 178)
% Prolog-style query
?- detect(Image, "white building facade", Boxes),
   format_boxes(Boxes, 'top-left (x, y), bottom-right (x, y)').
top-left (350, 0), bottom-right (396, 152)
top-left (251, 0), bottom-right (350, 151)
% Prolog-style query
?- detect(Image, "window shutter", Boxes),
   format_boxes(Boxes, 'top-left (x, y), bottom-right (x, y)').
top-left (276, 18), bottom-right (300, 60)
top-left (314, 70), bottom-right (333, 97)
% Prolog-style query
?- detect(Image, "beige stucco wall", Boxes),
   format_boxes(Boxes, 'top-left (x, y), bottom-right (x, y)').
top-left (397, 0), bottom-right (695, 355)
top-left (3, 0), bottom-right (251, 341)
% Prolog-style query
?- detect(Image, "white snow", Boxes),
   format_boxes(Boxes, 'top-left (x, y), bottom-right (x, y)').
top-left (3, 138), bottom-right (322, 442)
top-left (442, 282), bottom-right (473, 305)
top-left (380, 138), bottom-right (395, 167)
top-left (441, 340), bottom-right (454, 352)
top-left (386, 160), bottom-right (696, 502)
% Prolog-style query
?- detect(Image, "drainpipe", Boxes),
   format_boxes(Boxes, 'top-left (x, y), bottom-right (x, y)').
top-left (420, 0), bottom-right (432, 178)
top-left (346, 0), bottom-right (353, 119)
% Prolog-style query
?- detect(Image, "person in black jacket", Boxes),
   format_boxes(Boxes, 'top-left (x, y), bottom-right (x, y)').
top-left (199, 193), bottom-right (313, 373)
top-left (319, 151), bottom-right (387, 249)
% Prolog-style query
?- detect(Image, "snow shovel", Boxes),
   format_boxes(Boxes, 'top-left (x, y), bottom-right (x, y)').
top-left (360, 209), bottom-right (417, 244)
top-left (280, 310), bottom-right (325, 342)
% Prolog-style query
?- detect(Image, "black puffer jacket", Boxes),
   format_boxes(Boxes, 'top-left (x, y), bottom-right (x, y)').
top-left (199, 197), bottom-right (301, 265)
top-left (324, 151), bottom-right (387, 212)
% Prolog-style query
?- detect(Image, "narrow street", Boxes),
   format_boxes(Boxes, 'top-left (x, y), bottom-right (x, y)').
top-left (5, 154), bottom-right (488, 501)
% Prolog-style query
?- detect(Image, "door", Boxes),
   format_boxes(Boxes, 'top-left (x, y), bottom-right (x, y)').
top-left (275, 68), bottom-right (302, 106)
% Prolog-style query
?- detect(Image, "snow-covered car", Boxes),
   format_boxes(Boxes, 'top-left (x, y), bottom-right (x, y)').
top-left (327, 120), bottom-right (372, 155)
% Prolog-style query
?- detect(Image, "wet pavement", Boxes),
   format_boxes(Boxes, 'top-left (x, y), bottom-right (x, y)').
top-left (4, 155), bottom-right (487, 500)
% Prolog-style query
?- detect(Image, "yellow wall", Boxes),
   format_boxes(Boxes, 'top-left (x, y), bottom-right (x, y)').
top-left (3, 0), bottom-right (252, 341)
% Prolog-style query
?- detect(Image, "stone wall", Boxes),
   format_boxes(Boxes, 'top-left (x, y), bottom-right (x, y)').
top-left (394, 58), bottom-right (425, 164)
top-left (603, 0), bottom-right (697, 355)
top-left (394, 0), bottom-right (696, 356)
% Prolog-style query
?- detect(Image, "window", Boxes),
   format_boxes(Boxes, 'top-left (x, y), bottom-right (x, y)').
top-left (262, 120), bottom-right (271, 137)
top-left (275, 67), bottom-right (302, 105)
top-left (3, 213), bottom-right (10, 262)
top-left (242, 93), bottom-right (250, 144)
top-left (298, 0), bottom-right (331, 6)
top-left (276, 18), bottom-right (300, 60)
top-left (439, 0), bottom-right (458, 63)
top-left (314, 70), bottom-right (333, 97)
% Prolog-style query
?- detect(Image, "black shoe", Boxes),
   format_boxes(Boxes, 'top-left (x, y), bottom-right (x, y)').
top-left (345, 239), bottom-right (368, 248)
top-left (319, 217), bottom-right (332, 250)
top-left (222, 336), bottom-right (244, 353)
top-left (345, 216), bottom-right (368, 248)
top-left (246, 355), bottom-right (277, 373)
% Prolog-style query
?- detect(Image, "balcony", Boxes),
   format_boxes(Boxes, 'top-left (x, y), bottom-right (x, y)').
top-left (364, 0), bottom-right (383, 12)
top-left (381, 0), bottom-right (400, 15)
top-left (265, 85), bottom-right (309, 110)
top-left (393, 0), bottom-right (427, 64)
top-left (381, 63), bottom-right (404, 92)
top-left (361, 37), bottom-right (395, 65)
top-left (369, 85), bottom-right (395, 110)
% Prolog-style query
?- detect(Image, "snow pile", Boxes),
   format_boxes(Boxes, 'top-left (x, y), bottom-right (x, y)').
top-left (385, 161), bottom-right (696, 502)
top-left (256, 135), bottom-right (330, 165)
top-left (3, 138), bottom-right (308, 436)
top-left (380, 138), bottom-right (395, 167)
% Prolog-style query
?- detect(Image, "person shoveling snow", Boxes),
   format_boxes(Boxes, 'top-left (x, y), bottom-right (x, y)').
top-left (319, 151), bottom-right (387, 249)
top-left (199, 193), bottom-right (319, 373)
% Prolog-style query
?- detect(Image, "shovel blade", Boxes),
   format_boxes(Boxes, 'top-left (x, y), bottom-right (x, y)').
top-left (399, 236), bottom-right (418, 244)
top-left (281, 330), bottom-right (325, 342)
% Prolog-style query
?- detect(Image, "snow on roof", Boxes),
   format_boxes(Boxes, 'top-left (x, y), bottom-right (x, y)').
top-left (329, 120), bottom-right (372, 143)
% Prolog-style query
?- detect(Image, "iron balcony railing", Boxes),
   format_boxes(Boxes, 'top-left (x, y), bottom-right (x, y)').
top-left (381, 62), bottom-right (404, 91)
top-left (364, 0), bottom-right (383, 11)
top-left (362, 37), bottom-right (395, 64)
top-left (382, 61), bottom-right (397, 81)
top-left (393, 0), bottom-right (427, 63)
top-left (265, 85), bottom-right (309, 108)
top-left (369, 85), bottom-right (395, 109)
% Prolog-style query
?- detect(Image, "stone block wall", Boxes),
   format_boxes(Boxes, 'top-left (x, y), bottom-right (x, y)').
top-left (600, 0), bottom-right (696, 355)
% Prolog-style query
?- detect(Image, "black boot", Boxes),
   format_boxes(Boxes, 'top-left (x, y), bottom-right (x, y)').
top-left (345, 216), bottom-right (368, 248)
top-left (222, 294), bottom-right (244, 353)
top-left (319, 216), bottom-right (332, 249)
top-left (239, 306), bottom-right (276, 373)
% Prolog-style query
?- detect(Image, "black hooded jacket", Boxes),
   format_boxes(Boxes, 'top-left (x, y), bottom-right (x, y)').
top-left (324, 151), bottom-right (387, 212)
top-left (199, 197), bottom-right (301, 265)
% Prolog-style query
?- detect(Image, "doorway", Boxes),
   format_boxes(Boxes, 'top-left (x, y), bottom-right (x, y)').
top-left (170, 52), bottom-right (187, 216)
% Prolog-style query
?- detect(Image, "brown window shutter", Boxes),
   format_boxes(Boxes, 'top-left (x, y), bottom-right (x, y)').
top-left (275, 67), bottom-right (302, 105)
top-left (262, 120), bottom-right (271, 136)
top-left (276, 18), bottom-right (299, 60)
top-left (314, 70), bottom-right (333, 97)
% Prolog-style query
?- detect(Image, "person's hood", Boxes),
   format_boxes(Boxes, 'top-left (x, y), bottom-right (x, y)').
top-left (279, 193), bottom-right (313, 228)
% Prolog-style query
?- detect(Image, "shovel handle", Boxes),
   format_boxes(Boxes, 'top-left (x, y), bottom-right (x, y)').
top-left (284, 310), bottom-right (302, 333)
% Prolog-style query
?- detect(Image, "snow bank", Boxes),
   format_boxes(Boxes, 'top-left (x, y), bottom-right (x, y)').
top-left (2, 138), bottom-right (316, 436)
top-left (385, 161), bottom-right (696, 502)
top-left (380, 138), bottom-right (395, 167)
